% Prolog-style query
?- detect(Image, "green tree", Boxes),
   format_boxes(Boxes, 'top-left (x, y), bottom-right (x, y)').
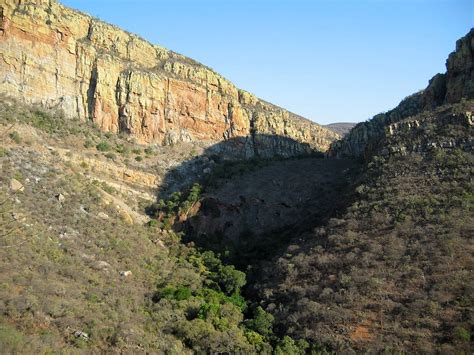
top-left (245, 306), bottom-right (274, 337)
top-left (218, 265), bottom-right (246, 295)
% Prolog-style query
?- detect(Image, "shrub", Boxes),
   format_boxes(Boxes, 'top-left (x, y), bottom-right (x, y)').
top-left (96, 141), bottom-right (111, 152)
top-left (274, 336), bottom-right (307, 355)
top-left (105, 152), bottom-right (116, 160)
top-left (148, 220), bottom-right (158, 228)
top-left (453, 326), bottom-right (470, 342)
top-left (32, 109), bottom-right (58, 133)
top-left (175, 286), bottom-right (192, 301)
top-left (217, 265), bottom-right (246, 295)
top-left (0, 324), bottom-right (25, 353)
top-left (144, 147), bottom-right (154, 155)
top-left (135, 156), bottom-right (143, 162)
top-left (115, 144), bottom-right (129, 155)
top-left (9, 131), bottom-right (22, 144)
top-left (197, 302), bottom-right (220, 320)
top-left (84, 139), bottom-right (94, 148)
top-left (245, 330), bottom-right (271, 353)
top-left (158, 286), bottom-right (192, 301)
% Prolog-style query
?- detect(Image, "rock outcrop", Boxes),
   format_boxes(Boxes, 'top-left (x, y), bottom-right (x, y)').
top-left (0, 0), bottom-right (338, 154)
top-left (329, 28), bottom-right (474, 158)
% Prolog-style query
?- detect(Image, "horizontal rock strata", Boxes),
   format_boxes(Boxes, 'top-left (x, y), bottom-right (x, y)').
top-left (0, 0), bottom-right (339, 155)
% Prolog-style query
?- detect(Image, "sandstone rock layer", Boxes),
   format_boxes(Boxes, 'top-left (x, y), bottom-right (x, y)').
top-left (0, 0), bottom-right (339, 153)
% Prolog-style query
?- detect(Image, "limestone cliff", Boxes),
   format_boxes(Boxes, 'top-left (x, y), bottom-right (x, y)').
top-left (0, 0), bottom-right (338, 154)
top-left (329, 28), bottom-right (474, 158)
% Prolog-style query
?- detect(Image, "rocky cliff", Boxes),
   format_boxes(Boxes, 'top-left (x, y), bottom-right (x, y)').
top-left (0, 0), bottom-right (338, 154)
top-left (329, 28), bottom-right (474, 158)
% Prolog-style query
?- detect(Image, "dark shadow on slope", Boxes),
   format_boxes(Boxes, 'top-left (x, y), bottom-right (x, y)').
top-left (155, 133), bottom-right (323, 199)
top-left (149, 134), bottom-right (362, 271)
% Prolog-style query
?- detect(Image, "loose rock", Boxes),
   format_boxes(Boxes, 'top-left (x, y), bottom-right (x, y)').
top-left (10, 178), bottom-right (24, 192)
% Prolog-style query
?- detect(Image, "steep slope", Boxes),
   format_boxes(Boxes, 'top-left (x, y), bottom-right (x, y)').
top-left (177, 157), bottom-right (360, 267)
top-left (0, 3), bottom-right (472, 353)
top-left (254, 101), bottom-right (473, 352)
top-left (0, 0), bottom-right (338, 155)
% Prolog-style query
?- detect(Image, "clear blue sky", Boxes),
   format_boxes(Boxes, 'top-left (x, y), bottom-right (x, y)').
top-left (61, 0), bottom-right (472, 125)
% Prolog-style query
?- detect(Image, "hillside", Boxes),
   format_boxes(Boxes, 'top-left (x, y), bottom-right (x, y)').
top-left (0, 0), bottom-right (338, 154)
top-left (253, 101), bottom-right (474, 352)
top-left (0, 96), bottom-right (314, 353)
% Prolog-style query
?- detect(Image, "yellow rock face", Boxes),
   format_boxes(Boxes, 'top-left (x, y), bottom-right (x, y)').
top-left (0, 0), bottom-right (339, 150)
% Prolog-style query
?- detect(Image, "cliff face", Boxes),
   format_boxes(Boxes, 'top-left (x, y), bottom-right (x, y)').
top-left (0, 0), bottom-right (338, 153)
top-left (330, 28), bottom-right (474, 158)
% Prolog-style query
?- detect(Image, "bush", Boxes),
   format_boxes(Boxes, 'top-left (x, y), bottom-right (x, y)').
top-left (158, 286), bottom-right (192, 301)
top-left (84, 139), bottom-right (94, 148)
top-left (115, 144), bottom-right (129, 155)
top-left (245, 330), bottom-right (271, 353)
top-left (274, 336), bottom-right (308, 355)
top-left (135, 156), bottom-right (143, 162)
top-left (197, 302), bottom-right (220, 320)
top-left (9, 131), bottom-right (22, 144)
top-left (453, 326), bottom-right (470, 342)
top-left (96, 142), bottom-right (111, 152)
top-left (217, 265), bottom-right (246, 295)
top-left (32, 109), bottom-right (58, 133)
top-left (175, 286), bottom-right (193, 301)
top-left (105, 152), bottom-right (116, 160)
top-left (144, 147), bottom-right (154, 155)
top-left (0, 324), bottom-right (25, 353)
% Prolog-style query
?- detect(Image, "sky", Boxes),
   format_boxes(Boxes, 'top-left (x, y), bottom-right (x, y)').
top-left (61, 0), bottom-right (473, 125)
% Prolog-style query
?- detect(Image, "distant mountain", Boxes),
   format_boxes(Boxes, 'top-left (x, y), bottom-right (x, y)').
top-left (324, 122), bottom-right (357, 136)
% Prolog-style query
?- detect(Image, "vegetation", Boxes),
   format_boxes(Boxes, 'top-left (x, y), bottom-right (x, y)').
top-left (95, 141), bottom-right (111, 152)
top-left (0, 94), bottom-right (472, 353)
top-left (254, 113), bottom-right (474, 352)
top-left (9, 131), bottom-right (22, 144)
top-left (0, 98), bottom-right (315, 353)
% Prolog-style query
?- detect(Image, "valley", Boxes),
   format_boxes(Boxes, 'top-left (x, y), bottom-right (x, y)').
top-left (0, 0), bottom-right (472, 353)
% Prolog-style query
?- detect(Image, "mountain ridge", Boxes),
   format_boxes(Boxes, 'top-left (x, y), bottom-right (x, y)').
top-left (329, 28), bottom-right (474, 158)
